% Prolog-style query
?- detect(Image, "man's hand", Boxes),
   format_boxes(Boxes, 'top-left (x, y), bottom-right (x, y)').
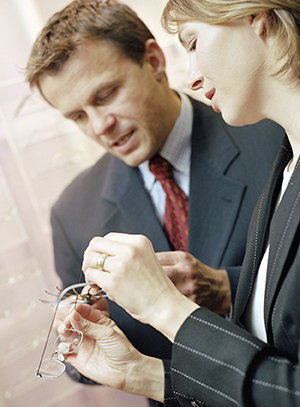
top-left (157, 251), bottom-right (231, 316)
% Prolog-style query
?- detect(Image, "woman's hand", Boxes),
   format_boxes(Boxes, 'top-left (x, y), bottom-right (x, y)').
top-left (63, 303), bottom-right (164, 401)
top-left (82, 233), bottom-right (198, 342)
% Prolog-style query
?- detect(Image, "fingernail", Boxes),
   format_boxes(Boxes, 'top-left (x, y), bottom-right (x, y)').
top-left (57, 323), bottom-right (66, 334)
top-left (73, 310), bottom-right (81, 322)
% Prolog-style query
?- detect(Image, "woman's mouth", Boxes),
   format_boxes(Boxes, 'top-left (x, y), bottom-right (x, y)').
top-left (205, 90), bottom-right (220, 113)
top-left (204, 90), bottom-right (216, 102)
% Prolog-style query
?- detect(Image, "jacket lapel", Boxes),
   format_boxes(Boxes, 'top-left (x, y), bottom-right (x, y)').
top-left (188, 100), bottom-right (246, 266)
top-left (264, 154), bottom-right (300, 337)
top-left (234, 136), bottom-right (292, 323)
top-left (99, 156), bottom-right (171, 252)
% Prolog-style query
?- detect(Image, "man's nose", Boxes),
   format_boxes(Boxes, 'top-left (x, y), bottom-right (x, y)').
top-left (186, 57), bottom-right (204, 91)
top-left (88, 109), bottom-right (116, 138)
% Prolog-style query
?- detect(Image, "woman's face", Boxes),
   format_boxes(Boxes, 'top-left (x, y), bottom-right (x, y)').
top-left (179, 17), bottom-right (269, 126)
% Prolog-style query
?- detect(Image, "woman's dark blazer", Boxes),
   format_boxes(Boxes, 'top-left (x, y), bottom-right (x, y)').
top-left (166, 137), bottom-right (300, 407)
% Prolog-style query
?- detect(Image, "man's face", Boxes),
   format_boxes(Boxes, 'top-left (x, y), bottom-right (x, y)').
top-left (39, 39), bottom-right (178, 167)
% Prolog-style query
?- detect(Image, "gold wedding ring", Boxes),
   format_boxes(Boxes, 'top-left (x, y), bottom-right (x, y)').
top-left (96, 253), bottom-right (109, 271)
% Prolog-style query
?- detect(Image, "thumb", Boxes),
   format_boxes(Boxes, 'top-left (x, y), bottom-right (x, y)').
top-left (70, 309), bottom-right (115, 339)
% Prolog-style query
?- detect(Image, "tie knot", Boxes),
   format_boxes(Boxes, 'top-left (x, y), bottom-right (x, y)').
top-left (149, 155), bottom-right (174, 182)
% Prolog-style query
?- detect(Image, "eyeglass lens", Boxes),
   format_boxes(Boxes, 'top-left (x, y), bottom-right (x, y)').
top-left (54, 328), bottom-right (83, 354)
top-left (35, 353), bottom-right (65, 379)
top-left (35, 328), bottom-right (83, 379)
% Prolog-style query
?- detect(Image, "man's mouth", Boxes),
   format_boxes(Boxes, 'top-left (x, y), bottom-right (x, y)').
top-left (114, 131), bottom-right (133, 146)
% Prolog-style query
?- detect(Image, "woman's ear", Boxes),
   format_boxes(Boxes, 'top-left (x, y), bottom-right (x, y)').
top-left (143, 39), bottom-right (166, 81)
top-left (251, 12), bottom-right (269, 39)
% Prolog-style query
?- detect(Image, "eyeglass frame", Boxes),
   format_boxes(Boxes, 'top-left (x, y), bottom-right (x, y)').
top-left (35, 281), bottom-right (105, 378)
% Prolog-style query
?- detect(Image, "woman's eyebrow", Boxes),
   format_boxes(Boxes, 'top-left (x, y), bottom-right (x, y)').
top-left (178, 32), bottom-right (186, 46)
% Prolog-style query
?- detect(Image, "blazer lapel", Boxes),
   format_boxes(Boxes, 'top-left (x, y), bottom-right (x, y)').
top-left (235, 137), bottom-right (292, 323)
top-left (188, 100), bottom-right (246, 266)
top-left (100, 157), bottom-right (171, 252)
top-left (264, 154), bottom-right (300, 337)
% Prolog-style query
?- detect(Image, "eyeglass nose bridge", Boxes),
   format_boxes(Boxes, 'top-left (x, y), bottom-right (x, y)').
top-left (54, 328), bottom-right (83, 355)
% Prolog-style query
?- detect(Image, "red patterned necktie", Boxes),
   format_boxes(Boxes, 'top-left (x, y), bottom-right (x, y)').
top-left (149, 155), bottom-right (189, 251)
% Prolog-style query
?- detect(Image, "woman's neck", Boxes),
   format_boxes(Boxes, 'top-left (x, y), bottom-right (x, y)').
top-left (264, 79), bottom-right (300, 167)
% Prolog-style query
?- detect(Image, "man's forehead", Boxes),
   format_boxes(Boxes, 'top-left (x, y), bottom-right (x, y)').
top-left (38, 40), bottom-right (136, 115)
top-left (39, 40), bottom-right (125, 88)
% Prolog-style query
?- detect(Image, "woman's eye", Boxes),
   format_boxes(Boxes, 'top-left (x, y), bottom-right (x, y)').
top-left (188, 39), bottom-right (197, 53)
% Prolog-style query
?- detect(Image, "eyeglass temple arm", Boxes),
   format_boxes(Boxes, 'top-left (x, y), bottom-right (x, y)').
top-left (35, 281), bottom-right (98, 377)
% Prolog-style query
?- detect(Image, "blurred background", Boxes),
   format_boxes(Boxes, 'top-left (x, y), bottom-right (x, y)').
top-left (0, 1), bottom-right (201, 406)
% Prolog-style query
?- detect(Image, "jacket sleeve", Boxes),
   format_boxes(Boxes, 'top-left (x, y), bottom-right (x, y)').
top-left (168, 308), bottom-right (300, 407)
top-left (163, 359), bottom-right (181, 406)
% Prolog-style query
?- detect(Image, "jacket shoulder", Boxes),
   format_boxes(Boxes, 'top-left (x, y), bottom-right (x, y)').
top-left (52, 153), bottom-right (127, 213)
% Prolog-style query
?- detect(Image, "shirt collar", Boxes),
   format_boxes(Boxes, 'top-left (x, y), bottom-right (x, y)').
top-left (159, 93), bottom-right (193, 175)
top-left (139, 93), bottom-right (193, 180)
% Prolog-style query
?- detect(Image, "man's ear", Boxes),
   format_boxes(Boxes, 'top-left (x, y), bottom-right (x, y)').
top-left (251, 12), bottom-right (269, 39)
top-left (143, 39), bottom-right (166, 81)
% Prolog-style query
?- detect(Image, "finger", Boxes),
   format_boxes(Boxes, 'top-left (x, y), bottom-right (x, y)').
top-left (82, 246), bottom-right (116, 276)
top-left (85, 233), bottom-right (151, 258)
top-left (70, 311), bottom-right (102, 339)
top-left (85, 234), bottom-right (129, 256)
top-left (83, 234), bottom-right (154, 277)
top-left (70, 305), bottom-right (117, 335)
top-left (91, 297), bottom-right (109, 313)
top-left (162, 265), bottom-right (180, 282)
top-left (156, 251), bottom-right (177, 266)
top-left (84, 267), bottom-right (111, 292)
top-left (74, 303), bottom-right (103, 322)
top-left (156, 251), bottom-right (189, 266)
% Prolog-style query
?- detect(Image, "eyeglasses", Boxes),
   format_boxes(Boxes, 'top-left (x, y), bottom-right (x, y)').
top-left (40, 282), bottom-right (106, 306)
top-left (35, 281), bottom-right (107, 379)
top-left (34, 327), bottom-right (83, 379)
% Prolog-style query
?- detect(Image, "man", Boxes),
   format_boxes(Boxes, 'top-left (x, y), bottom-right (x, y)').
top-left (26, 0), bottom-right (284, 404)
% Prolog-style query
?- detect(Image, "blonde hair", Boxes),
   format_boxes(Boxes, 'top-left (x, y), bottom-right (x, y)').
top-left (161, 0), bottom-right (300, 80)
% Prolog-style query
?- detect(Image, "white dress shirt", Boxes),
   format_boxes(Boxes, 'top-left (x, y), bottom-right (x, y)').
top-left (138, 93), bottom-right (193, 224)
top-left (244, 165), bottom-right (294, 342)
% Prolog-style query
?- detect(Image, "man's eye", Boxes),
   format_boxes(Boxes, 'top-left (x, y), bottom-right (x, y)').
top-left (73, 112), bottom-right (85, 122)
top-left (96, 95), bottom-right (109, 104)
top-left (96, 89), bottom-right (115, 104)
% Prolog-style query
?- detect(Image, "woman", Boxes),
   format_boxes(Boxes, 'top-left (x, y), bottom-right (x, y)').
top-left (64, 1), bottom-right (300, 406)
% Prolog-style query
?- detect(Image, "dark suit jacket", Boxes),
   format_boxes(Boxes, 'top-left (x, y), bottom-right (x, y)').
top-left (165, 137), bottom-right (300, 407)
top-left (51, 98), bottom-right (284, 362)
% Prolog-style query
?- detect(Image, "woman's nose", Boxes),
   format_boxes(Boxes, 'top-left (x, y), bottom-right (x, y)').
top-left (186, 56), bottom-right (204, 91)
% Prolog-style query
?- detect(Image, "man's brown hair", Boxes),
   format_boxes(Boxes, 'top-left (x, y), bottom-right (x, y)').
top-left (26, 0), bottom-right (155, 88)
